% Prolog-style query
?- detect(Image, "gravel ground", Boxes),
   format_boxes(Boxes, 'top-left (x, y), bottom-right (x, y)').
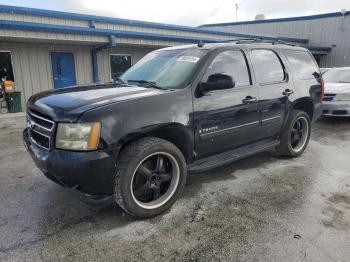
top-left (0, 115), bottom-right (349, 262)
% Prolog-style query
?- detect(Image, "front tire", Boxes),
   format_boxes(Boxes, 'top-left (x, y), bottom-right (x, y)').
top-left (277, 110), bottom-right (311, 157)
top-left (114, 137), bottom-right (187, 218)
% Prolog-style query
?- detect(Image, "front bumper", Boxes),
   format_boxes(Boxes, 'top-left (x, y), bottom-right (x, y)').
top-left (321, 101), bottom-right (350, 117)
top-left (23, 128), bottom-right (117, 196)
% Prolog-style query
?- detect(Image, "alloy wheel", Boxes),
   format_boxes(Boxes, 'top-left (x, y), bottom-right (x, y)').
top-left (290, 116), bottom-right (309, 152)
top-left (130, 152), bottom-right (180, 209)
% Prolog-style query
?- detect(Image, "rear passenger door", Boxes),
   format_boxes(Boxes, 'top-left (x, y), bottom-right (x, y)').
top-left (249, 49), bottom-right (292, 140)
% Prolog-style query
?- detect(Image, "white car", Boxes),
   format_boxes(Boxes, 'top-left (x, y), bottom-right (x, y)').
top-left (322, 67), bottom-right (350, 117)
top-left (320, 68), bottom-right (331, 75)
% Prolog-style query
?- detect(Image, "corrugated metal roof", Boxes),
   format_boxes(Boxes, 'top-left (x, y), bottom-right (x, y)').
top-left (0, 4), bottom-right (309, 43)
top-left (200, 10), bottom-right (350, 27)
top-left (0, 5), bottom-right (331, 53)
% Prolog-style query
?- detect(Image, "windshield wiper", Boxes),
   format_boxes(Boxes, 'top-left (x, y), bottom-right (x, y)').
top-left (127, 80), bottom-right (166, 90)
top-left (114, 77), bottom-right (128, 84)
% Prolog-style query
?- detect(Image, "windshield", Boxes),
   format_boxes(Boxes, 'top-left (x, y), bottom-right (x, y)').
top-left (120, 49), bottom-right (206, 89)
top-left (323, 69), bottom-right (350, 83)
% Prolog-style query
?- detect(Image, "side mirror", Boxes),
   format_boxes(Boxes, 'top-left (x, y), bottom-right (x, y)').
top-left (202, 73), bottom-right (235, 92)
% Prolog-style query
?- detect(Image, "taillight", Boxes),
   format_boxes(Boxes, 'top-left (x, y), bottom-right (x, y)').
top-left (321, 78), bottom-right (325, 101)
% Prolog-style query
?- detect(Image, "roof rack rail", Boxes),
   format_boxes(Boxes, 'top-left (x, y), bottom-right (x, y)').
top-left (213, 38), bottom-right (296, 46)
top-left (219, 38), bottom-right (261, 43)
top-left (272, 39), bottom-right (296, 46)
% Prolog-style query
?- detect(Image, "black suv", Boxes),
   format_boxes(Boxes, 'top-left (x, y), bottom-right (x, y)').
top-left (23, 41), bottom-right (323, 218)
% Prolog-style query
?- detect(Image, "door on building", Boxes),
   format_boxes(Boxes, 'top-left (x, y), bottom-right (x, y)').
top-left (51, 52), bottom-right (76, 88)
top-left (0, 51), bottom-right (15, 82)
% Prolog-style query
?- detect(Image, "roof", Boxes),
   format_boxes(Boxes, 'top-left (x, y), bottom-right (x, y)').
top-left (0, 5), bottom-right (308, 44)
top-left (200, 10), bottom-right (350, 28)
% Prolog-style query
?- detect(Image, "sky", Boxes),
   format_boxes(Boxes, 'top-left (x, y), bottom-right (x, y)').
top-left (0, 0), bottom-right (349, 26)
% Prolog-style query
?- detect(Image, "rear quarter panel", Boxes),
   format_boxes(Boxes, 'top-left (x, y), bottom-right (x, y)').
top-left (279, 48), bottom-right (323, 122)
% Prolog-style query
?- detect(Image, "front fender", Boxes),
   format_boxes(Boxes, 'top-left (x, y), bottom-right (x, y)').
top-left (78, 88), bottom-right (195, 160)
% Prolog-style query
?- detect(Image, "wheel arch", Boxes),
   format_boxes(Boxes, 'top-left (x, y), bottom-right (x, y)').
top-left (116, 123), bottom-right (194, 163)
top-left (280, 98), bottom-right (314, 135)
top-left (291, 98), bottom-right (314, 121)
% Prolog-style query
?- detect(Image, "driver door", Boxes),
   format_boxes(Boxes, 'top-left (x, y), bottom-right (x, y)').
top-left (193, 49), bottom-right (260, 159)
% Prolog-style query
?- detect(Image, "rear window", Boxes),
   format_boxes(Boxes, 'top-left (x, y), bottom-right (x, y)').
top-left (251, 49), bottom-right (285, 84)
top-left (284, 50), bottom-right (319, 80)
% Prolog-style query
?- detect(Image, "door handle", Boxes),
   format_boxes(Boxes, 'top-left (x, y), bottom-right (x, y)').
top-left (283, 89), bottom-right (294, 96)
top-left (242, 96), bottom-right (258, 104)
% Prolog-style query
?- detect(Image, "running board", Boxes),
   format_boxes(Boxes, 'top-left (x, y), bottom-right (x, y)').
top-left (188, 140), bottom-right (280, 172)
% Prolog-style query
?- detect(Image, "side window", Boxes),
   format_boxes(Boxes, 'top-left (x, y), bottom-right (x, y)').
top-left (284, 50), bottom-right (319, 80)
top-left (204, 50), bottom-right (251, 87)
top-left (110, 54), bottom-right (132, 81)
top-left (251, 49), bottom-right (285, 84)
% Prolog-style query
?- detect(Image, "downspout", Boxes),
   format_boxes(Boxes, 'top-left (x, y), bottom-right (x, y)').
top-left (91, 35), bottom-right (117, 83)
top-left (91, 49), bottom-right (99, 83)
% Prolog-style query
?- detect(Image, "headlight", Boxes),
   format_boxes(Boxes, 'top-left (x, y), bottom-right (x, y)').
top-left (56, 122), bottom-right (101, 151)
top-left (334, 93), bottom-right (350, 101)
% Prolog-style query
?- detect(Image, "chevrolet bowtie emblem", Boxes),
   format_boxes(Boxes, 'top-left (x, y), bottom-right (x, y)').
top-left (27, 120), bottom-right (35, 129)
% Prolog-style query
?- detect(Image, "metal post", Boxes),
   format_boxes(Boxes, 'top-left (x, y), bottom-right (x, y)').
top-left (235, 3), bottom-right (239, 22)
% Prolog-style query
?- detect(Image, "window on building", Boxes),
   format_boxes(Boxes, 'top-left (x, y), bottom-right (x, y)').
top-left (0, 52), bottom-right (15, 82)
top-left (251, 49), bottom-right (285, 84)
top-left (204, 50), bottom-right (251, 87)
top-left (284, 50), bottom-right (320, 80)
top-left (110, 54), bottom-right (132, 81)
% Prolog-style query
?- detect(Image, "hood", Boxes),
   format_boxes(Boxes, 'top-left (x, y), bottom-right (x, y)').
top-left (324, 82), bottom-right (350, 94)
top-left (27, 83), bottom-right (166, 121)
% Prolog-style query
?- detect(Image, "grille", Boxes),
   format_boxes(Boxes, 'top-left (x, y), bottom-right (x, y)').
top-left (27, 110), bottom-right (54, 131)
top-left (332, 110), bottom-right (347, 115)
top-left (26, 110), bottom-right (55, 150)
top-left (323, 94), bottom-right (336, 102)
top-left (30, 129), bottom-right (50, 149)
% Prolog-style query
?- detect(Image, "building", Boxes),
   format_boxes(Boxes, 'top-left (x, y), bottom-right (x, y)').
top-left (0, 5), bottom-right (331, 107)
top-left (200, 11), bottom-right (350, 67)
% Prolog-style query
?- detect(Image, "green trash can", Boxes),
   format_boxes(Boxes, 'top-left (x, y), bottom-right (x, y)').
top-left (5, 92), bottom-right (22, 113)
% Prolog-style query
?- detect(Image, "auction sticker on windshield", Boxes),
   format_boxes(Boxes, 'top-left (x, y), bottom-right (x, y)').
top-left (177, 56), bottom-right (200, 63)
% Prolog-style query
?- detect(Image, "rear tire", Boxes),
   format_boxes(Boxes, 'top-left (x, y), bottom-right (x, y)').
top-left (114, 137), bottom-right (187, 218)
top-left (277, 110), bottom-right (311, 157)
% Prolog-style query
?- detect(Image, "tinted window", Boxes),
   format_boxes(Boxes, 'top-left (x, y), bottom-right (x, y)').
top-left (251, 49), bottom-right (285, 84)
top-left (284, 50), bottom-right (319, 80)
top-left (110, 55), bottom-right (132, 81)
top-left (204, 50), bottom-right (251, 87)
